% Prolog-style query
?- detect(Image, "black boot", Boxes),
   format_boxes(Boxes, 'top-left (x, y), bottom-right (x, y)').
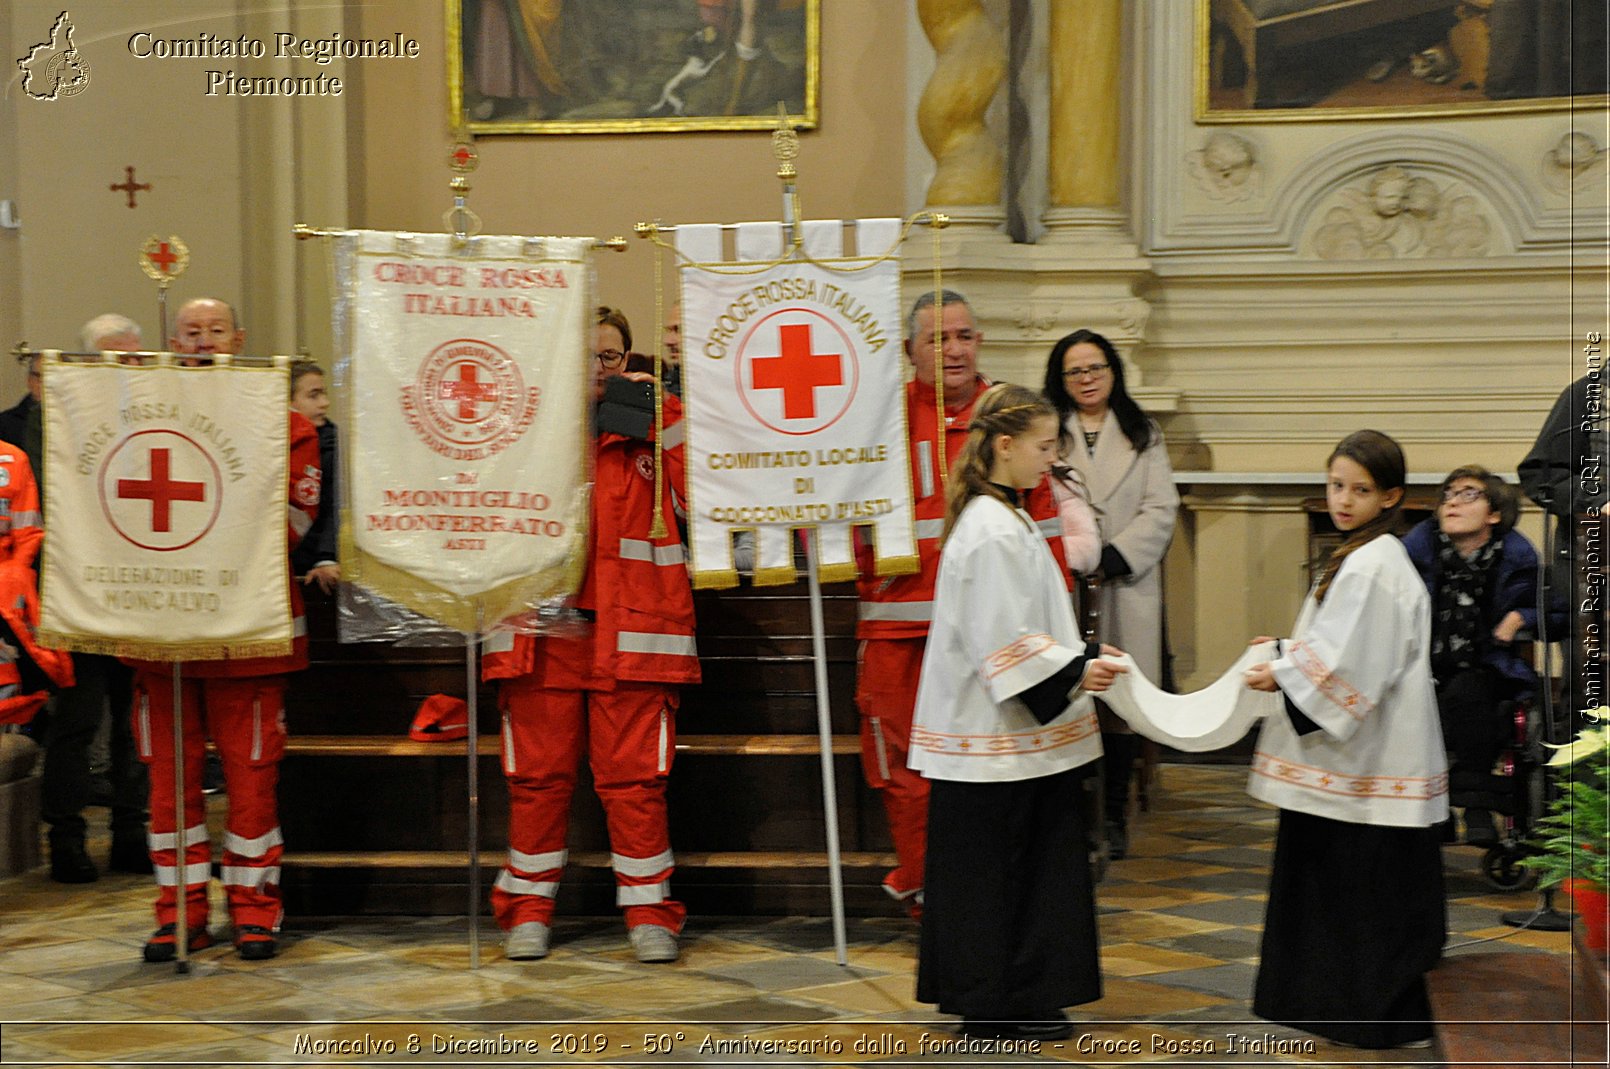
top-left (50, 839), bottom-right (99, 883)
top-left (1102, 732), bottom-right (1135, 860)
top-left (109, 831), bottom-right (153, 874)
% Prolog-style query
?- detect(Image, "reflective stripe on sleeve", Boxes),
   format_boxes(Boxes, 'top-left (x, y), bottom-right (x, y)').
top-left (857, 601), bottom-right (933, 623)
top-left (617, 632), bottom-right (697, 657)
top-left (619, 538), bottom-right (686, 566)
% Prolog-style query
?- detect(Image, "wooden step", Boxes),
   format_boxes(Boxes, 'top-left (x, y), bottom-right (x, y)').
top-left (279, 734), bottom-right (860, 757)
top-left (284, 849), bottom-right (897, 870)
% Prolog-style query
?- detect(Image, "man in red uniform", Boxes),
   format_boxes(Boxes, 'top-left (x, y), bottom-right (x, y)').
top-left (855, 290), bottom-right (1067, 918)
top-left (132, 298), bottom-right (321, 963)
top-left (483, 306), bottom-right (699, 964)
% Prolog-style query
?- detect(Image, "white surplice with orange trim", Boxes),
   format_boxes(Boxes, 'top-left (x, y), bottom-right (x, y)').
top-left (1249, 535), bottom-right (1449, 828)
top-left (909, 495), bottom-right (1102, 783)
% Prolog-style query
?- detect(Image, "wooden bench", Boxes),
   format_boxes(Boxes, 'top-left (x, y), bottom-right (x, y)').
top-left (276, 582), bottom-right (896, 917)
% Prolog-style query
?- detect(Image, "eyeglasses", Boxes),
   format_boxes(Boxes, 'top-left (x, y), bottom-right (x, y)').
top-left (594, 349), bottom-right (627, 369)
top-left (1441, 486), bottom-right (1485, 504)
top-left (1063, 364), bottom-right (1110, 381)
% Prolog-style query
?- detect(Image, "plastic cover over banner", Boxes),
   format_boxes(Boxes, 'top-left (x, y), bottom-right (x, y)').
top-left (331, 230), bottom-right (592, 633)
top-left (38, 357), bottom-right (293, 660)
top-left (676, 219), bottom-right (917, 588)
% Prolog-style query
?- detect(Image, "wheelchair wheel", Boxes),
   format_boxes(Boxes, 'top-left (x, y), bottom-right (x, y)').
top-left (1482, 846), bottom-right (1536, 892)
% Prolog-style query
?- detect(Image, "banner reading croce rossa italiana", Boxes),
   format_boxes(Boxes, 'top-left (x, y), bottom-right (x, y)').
top-left (331, 231), bottom-right (591, 631)
top-left (676, 219), bottom-right (918, 587)
top-left (39, 357), bottom-right (293, 660)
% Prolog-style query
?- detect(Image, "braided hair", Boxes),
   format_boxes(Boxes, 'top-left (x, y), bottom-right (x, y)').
top-left (1314, 429), bottom-right (1407, 603)
top-left (941, 383), bottom-right (1057, 544)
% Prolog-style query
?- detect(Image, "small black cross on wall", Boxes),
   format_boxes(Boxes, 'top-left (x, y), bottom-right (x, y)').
top-left (109, 166), bottom-right (151, 208)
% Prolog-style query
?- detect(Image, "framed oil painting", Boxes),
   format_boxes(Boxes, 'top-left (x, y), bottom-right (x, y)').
top-left (447, 0), bottom-right (819, 134)
top-left (1197, 0), bottom-right (1607, 122)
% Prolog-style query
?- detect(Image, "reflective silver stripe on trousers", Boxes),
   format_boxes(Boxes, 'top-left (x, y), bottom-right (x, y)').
top-left (619, 538), bottom-right (686, 566)
top-left (292, 616), bottom-right (308, 638)
top-left (857, 601), bottom-right (933, 622)
top-left (154, 861), bottom-right (213, 886)
top-left (220, 865), bottom-right (281, 889)
top-left (509, 847), bottom-right (567, 871)
top-left (484, 631), bottom-right (516, 655)
top-left (616, 881), bottom-right (668, 906)
top-left (913, 517), bottom-right (944, 540)
top-left (148, 824), bottom-right (210, 851)
top-left (494, 871), bottom-right (559, 898)
top-left (870, 717), bottom-right (891, 782)
top-left (223, 827), bottom-right (283, 857)
top-left (610, 849), bottom-right (674, 878)
top-left (502, 713), bottom-right (515, 775)
top-left (617, 631), bottom-right (697, 657)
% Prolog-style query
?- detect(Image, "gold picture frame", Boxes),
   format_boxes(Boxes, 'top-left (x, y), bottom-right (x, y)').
top-left (447, 0), bottom-right (819, 135)
top-left (1196, 0), bottom-right (1606, 123)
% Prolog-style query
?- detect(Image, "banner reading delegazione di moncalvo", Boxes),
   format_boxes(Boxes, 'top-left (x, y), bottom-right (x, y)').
top-left (677, 219), bottom-right (917, 587)
top-left (38, 358), bottom-right (292, 660)
top-left (333, 230), bottom-right (592, 632)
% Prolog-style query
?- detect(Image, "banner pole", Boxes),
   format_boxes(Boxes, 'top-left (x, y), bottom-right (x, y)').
top-left (466, 627), bottom-right (481, 969)
top-left (171, 662), bottom-right (190, 974)
top-left (772, 106), bottom-right (848, 966)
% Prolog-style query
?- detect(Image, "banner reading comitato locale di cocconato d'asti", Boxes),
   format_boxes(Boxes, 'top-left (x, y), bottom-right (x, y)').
top-left (675, 219), bottom-right (918, 588)
top-left (331, 230), bottom-right (593, 632)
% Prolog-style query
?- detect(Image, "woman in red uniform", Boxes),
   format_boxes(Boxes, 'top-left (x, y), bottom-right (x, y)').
top-left (484, 306), bottom-right (699, 963)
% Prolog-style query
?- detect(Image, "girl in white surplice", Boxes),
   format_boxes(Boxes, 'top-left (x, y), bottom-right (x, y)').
top-left (909, 384), bottom-right (1127, 1042)
top-left (1243, 429), bottom-right (1449, 1050)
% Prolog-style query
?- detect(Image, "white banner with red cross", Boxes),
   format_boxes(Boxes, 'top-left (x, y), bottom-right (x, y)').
top-left (332, 230), bottom-right (592, 632)
top-left (38, 357), bottom-right (293, 661)
top-left (676, 219), bottom-right (918, 588)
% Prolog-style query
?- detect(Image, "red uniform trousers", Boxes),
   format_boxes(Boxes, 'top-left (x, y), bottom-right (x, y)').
top-left (132, 671), bottom-right (286, 933)
top-left (856, 637), bottom-right (929, 913)
top-left (492, 663), bottom-right (685, 934)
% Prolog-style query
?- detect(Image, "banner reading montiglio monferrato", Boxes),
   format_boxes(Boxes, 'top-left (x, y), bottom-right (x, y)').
top-left (332, 230), bottom-right (592, 632)
top-left (676, 219), bottom-right (917, 588)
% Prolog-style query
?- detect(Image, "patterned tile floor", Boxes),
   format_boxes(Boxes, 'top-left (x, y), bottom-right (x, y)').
top-left (0, 765), bottom-right (1582, 1068)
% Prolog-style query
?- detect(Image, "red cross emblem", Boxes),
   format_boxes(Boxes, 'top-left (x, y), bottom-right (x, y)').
top-left (736, 310), bottom-right (860, 436)
top-left (117, 447), bottom-right (205, 532)
top-left (99, 430), bottom-right (223, 552)
top-left (148, 242), bottom-right (178, 274)
top-left (438, 361), bottom-right (500, 421)
top-left (751, 324), bottom-right (843, 420)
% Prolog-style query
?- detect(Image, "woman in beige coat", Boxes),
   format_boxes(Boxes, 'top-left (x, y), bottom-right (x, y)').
top-left (1043, 330), bottom-right (1178, 859)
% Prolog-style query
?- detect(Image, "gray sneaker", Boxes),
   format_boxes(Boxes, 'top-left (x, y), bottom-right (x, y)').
top-left (504, 922), bottom-right (550, 961)
top-left (628, 924), bottom-right (679, 963)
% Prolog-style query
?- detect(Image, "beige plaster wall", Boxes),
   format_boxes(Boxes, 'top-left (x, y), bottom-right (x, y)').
top-left (352, 0), bottom-right (908, 333)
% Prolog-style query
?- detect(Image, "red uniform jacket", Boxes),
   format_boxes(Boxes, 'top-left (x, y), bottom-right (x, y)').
top-left (0, 442), bottom-right (71, 723)
top-left (485, 393), bottom-right (700, 688)
top-left (855, 378), bottom-right (1067, 641)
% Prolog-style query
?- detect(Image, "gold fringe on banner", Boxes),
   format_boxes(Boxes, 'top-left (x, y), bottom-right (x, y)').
top-left (751, 565), bottom-right (799, 587)
top-left (340, 520), bottom-right (587, 635)
top-left (36, 632), bottom-right (292, 662)
top-left (692, 568), bottom-right (741, 591)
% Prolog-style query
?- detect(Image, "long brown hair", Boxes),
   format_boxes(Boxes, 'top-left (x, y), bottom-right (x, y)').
top-left (941, 383), bottom-right (1056, 544)
top-left (1314, 429), bottom-right (1407, 603)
